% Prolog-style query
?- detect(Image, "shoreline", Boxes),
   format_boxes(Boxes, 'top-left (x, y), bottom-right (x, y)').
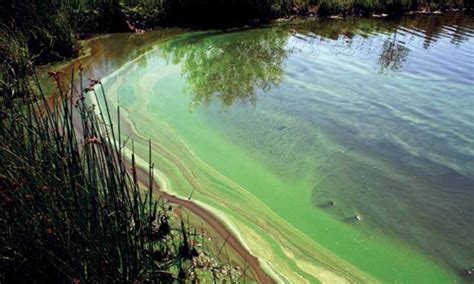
top-left (106, 96), bottom-right (276, 282)
top-left (49, 13), bottom-right (473, 281)
top-left (132, 156), bottom-right (275, 283)
top-left (41, 36), bottom-right (276, 282)
top-left (59, 73), bottom-right (276, 282)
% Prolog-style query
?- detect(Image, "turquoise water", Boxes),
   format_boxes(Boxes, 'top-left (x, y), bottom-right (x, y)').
top-left (74, 13), bottom-right (474, 282)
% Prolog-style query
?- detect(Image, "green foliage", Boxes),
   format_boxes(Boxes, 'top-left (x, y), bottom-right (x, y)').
top-left (319, 0), bottom-right (356, 15)
top-left (317, 0), bottom-right (467, 15)
top-left (120, 1), bottom-right (163, 30)
top-left (0, 1), bottom-right (77, 64)
top-left (157, 0), bottom-right (294, 25)
top-left (0, 1), bottom-right (77, 101)
top-left (67, 0), bottom-right (130, 34)
top-left (0, 28), bottom-right (31, 102)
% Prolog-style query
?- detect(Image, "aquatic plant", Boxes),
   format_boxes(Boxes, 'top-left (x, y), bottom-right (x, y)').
top-left (0, 68), bottom-right (242, 282)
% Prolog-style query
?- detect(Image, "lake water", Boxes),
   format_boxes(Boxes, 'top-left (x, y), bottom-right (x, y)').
top-left (72, 13), bottom-right (474, 283)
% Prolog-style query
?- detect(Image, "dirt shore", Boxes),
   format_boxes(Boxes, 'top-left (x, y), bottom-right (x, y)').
top-left (133, 165), bottom-right (275, 283)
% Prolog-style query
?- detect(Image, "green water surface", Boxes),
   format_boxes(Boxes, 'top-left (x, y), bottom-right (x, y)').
top-left (77, 13), bottom-right (474, 283)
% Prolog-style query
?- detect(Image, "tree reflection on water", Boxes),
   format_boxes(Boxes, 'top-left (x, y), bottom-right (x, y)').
top-left (159, 12), bottom-right (473, 110)
top-left (378, 34), bottom-right (410, 73)
top-left (160, 28), bottom-right (288, 110)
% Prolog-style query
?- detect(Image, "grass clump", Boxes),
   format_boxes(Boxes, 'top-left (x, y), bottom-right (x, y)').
top-left (0, 68), bottom-right (242, 282)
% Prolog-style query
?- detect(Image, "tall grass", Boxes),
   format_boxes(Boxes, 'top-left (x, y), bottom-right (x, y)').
top-left (0, 68), bottom-right (240, 282)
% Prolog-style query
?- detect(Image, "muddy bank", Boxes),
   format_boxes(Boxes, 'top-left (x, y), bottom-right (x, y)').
top-left (133, 161), bottom-right (275, 283)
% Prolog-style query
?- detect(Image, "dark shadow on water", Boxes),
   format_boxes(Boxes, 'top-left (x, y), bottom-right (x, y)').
top-left (156, 12), bottom-right (474, 110)
top-left (316, 200), bottom-right (337, 209)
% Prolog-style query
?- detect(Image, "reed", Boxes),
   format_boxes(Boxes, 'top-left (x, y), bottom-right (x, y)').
top-left (0, 68), bottom-right (240, 282)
